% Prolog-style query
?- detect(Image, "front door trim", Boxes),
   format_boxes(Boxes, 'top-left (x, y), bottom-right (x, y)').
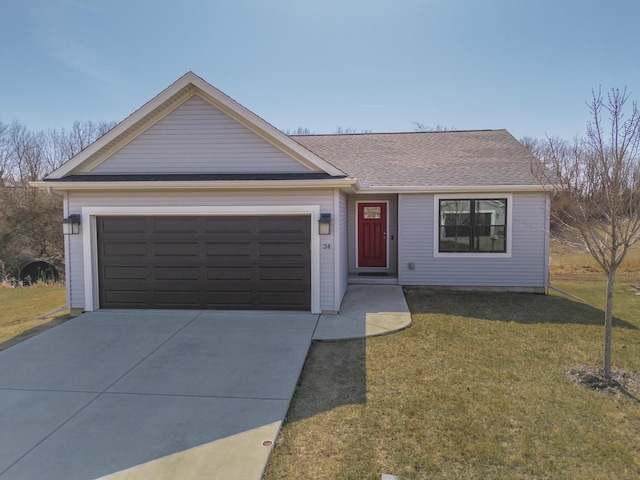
top-left (355, 200), bottom-right (389, 269)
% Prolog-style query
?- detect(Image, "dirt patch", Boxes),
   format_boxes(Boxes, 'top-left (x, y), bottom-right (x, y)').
top-left (568, 365), bottom-right (639, 397)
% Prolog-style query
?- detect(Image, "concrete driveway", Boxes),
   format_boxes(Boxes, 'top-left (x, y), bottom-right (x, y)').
top-left (0, 310), bottom-right (318, 479)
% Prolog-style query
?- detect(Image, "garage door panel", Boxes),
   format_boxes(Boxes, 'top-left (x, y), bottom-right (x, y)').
top-left (258, 242), bottom-right (308, 257)
top-left (258, 266), bottom-right (307, 281)
top-left (152, 217), bottom-right (200, 234)
top-left (205, 242), bottom-right (252, 257)
top-left (153, 243), bottom-right (200, 256)
top-left (103, 290), bottom-right (149, 306)
top-left (102, 266), bottom-right (148, 280)
top-left (97, 215), bottom-right (311, 310)
top-left (206, 267), bottom-right (252, 281)
top-left (153, 266), bottom-right (200, 280)
top-left (100, 217), bottom-right (147, 234)
top-left (204, 217), bottom-right (253, 234)
top-left (102, 242), bottom-right (147, 256)
top-left (152, 291), bottom-right (202, 306)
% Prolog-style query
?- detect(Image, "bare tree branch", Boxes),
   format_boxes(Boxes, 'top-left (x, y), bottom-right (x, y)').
top-left (534, 87), bottom-right (640, 378)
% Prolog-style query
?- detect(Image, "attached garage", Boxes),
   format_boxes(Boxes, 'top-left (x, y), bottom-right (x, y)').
top-left (96, 215), bottom-right (311, 310)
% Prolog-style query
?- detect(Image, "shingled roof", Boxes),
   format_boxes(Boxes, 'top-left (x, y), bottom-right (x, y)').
top-left (292, 129), bottom-right (540, 188)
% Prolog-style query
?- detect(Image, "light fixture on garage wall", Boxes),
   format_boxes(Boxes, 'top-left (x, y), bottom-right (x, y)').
top-left (62, 214), bottom-right (81, 235)
top-left (318, 213), bottom-right (331, 235)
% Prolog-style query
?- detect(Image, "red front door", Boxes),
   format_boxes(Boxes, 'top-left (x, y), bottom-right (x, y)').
top-left (357, 202), bottom-right (387, 267)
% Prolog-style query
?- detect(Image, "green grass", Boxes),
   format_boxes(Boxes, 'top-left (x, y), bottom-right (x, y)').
top-left (265, 247), bottom-right (640, 479)
top-left (0, 284), bottom-right (68, 351)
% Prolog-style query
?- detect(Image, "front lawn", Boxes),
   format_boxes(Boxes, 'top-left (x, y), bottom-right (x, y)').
top-left (0, 285), bottom-right (68, 351)
top-left (265, 245), bottom-right (640, 479)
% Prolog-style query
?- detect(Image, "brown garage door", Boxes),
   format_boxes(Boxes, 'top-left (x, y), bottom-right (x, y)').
top-left (97, 215), bottom-right (311, 310)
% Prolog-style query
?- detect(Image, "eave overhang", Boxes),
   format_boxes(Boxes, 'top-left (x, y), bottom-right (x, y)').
top-left (32, 178), bottom-right (359, 192)
top-left (45, 72), bottom-right (347, 179)
top-left (355, 184), bottom-right (550, 194)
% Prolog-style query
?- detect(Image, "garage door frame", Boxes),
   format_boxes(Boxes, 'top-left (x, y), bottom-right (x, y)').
top-left (81, 205), bottom-right (322, 313)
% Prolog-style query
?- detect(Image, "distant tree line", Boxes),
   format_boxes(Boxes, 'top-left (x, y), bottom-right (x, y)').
top-left (0, 120), bottom-right (115, 280)
top-left (282, 123), bottom-right (455, 135)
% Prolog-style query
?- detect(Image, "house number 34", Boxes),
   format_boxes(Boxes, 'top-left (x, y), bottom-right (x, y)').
top-left (322, 243), bottom-right (331, 249)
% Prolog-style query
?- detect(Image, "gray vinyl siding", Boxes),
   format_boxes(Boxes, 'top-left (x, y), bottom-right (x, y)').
top-left (91, 95), bottom-right (314, 174)
top-left (348, 194), bottom-right (398, 273)
top-left (398, 192), bottom-right (548, 287)
top-left (67, 189), bottom-right (336, 311)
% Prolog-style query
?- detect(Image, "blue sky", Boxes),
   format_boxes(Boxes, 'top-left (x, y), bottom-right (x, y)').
top-left (2, 0), bottom-right (639, 140)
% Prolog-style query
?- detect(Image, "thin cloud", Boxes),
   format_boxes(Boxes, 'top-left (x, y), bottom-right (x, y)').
top-left (360, 104), bottom-right (384, 108)
top-left (29, 0), bottom-right (122, 92)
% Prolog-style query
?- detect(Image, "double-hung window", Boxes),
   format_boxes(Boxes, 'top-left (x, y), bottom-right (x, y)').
top-left (438, 198), bottom-right (507, 253)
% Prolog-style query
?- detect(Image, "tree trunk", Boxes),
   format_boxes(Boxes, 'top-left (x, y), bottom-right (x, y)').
top-left (603, 269), bottom-right (615, 379)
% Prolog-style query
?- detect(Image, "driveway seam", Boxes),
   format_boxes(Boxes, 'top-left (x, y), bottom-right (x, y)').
top-left (0, 387), bottom-right (103, 394)
top-left (101, 311), bottom-right (203, 393)
top-left (0, 310), bottom-right (204, 478)
top-left (309, 314), bottom-right (322, 339)
top-left (0, 392), bottom-right (102, 477)
top-left (94, 391), bottom-right (293, 400)
top-left (0, 388), bottom-right (291, 400)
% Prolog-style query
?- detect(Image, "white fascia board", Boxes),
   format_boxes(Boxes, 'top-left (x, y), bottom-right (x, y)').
top-left (47, 72), bottom-right (346, 179)
top-left (31, 178), bottom-right (358, 191)
top-left (188, 76), bottom-right (346, 177)
top-left (46, 74), bottom-right (198, 179)
top-left (357, 184), bottom-right (549, 194)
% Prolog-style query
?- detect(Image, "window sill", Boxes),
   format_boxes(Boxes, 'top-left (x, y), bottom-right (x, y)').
top-left (434, 252), bottom-right (512, 259)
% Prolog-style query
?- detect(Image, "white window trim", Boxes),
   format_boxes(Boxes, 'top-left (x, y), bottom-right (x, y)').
top-left (355, 200), bottom-right (390, 269)
top-left (81, 205), bottom-right (322, 313)
top-left (433, 193), bottom-right (512, 259)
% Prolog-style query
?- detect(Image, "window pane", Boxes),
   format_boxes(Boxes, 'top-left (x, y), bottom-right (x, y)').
top-left (363, 206), bottom-right (381, 219)
top-left (439, 198), bottom-right (507, 253)
top-left (473, 199), bottom-right (506, 252)
top-left (439, 200), bottom-right (471, 252)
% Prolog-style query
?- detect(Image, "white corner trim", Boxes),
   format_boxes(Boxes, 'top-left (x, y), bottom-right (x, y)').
top-left (81, 205), bottom-right (322, 314)
top-left (433, 193), bottom-right (513, 259)
top-left (333, 189), bottom-right (341, 310)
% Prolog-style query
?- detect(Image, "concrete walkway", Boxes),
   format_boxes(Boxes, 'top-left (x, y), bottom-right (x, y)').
top-left (315, 284), bottom-right (412, 341)
top-left (0, 285), bottom-right (410, 479)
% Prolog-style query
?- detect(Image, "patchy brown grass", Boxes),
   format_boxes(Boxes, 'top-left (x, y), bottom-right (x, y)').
top-left (265, 245), bottom-right (640, 479)
top-left (550, 237), bottom-right (640, 280)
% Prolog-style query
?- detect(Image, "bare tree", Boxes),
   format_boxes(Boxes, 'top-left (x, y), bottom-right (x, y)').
top-left (535, 87), bottom-right (640, 379)
top-left (413, 122), bottom-right (455, 132)
top-left (0, 121), bottom-right (10, 186)
top-left (44, 120), bottom-right (115, 172)
top-left (520, 136), bottom-right (546, 158)
top-left (282, 127), bottom-right (316, 135)
top-left (0, 119), bottom-right (115, 275)
top-left (334, 126), bottom-right (358, 134)
top-left (6, 122), bottom-right (46, 183)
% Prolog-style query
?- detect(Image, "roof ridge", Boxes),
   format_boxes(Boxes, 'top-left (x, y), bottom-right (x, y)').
top-left (290, 129), bottom-right (503, 137)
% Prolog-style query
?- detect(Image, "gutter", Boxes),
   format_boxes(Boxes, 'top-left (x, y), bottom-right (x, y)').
top-left (355, 185), bottom-right (550, 194)
top-left (31, 178), bottom-right (360, 191)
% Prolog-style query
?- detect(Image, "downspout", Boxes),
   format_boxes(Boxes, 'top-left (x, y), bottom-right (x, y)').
top-left (543, 192), bottom-right (550, 294)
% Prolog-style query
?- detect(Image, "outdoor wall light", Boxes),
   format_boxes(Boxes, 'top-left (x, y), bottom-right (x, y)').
top-left (318, 213), bottom-right (331, 235)
top-left (62, 214), bottom-right (81, 235)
